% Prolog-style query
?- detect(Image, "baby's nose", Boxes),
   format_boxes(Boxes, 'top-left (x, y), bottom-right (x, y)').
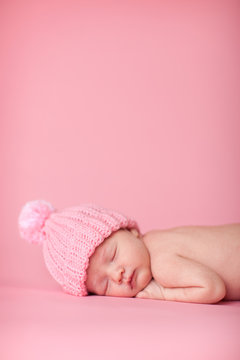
top-left (111, 267), bottom-right (124, 284)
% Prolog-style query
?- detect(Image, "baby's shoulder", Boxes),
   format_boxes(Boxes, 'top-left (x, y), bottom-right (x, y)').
top-left (142, 228), bottom-right (181, 254)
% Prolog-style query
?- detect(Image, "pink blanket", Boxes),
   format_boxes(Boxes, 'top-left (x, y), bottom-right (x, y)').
top-left (1, 286), bottom-right (240, 360)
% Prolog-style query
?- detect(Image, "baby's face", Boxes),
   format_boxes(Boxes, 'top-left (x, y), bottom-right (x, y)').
top-left (86, 228), bottom-right (152, 297)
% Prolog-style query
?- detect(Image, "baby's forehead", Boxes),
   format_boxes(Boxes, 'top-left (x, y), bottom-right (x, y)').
top-left (105, 228), bottom-right (128, 242)
top-left (98, 231), bottom-right (115, 251)
top-left (101, 228), bottom-right (127, 249)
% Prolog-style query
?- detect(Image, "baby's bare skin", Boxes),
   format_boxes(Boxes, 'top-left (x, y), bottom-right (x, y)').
top-left (139, 224), bottom-right (240, 302)
top-left (86, 223), bottom-right (240, 303)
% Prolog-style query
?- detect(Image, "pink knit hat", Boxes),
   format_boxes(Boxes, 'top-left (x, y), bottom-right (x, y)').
top-left (18, 200), bottom-right (140, 296)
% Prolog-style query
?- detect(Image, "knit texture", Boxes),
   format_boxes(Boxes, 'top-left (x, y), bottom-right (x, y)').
top-left (18, 200), bottom-right (140, 296)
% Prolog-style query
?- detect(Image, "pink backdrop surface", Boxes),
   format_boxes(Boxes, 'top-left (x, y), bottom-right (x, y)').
top-left (1, 287), bottom-right (240, 360)
top-left (1, 0), bottom-right (240, 290)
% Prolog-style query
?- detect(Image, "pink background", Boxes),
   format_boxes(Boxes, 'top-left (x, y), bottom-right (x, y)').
top-left (1, 0), bottom-right (240, 291)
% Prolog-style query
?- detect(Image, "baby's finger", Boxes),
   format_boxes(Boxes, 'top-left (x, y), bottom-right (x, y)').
top-left (135, 291), bottom-right (149, 299)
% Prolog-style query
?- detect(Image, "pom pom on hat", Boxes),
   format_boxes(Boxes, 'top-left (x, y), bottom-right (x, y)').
top-left (18, 200), bottom-right (55, 244)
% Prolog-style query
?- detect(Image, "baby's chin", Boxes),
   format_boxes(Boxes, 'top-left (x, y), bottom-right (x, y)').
top-left (119, 285), bottom-right (148, 298)
top-left (106, 285), bottom-right (142, 298)
top-left (111, 290), bottom-right (138, 298)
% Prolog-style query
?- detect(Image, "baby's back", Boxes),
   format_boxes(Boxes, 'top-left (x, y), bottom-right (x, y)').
top-left (144, 224), bottom-right (240, 300)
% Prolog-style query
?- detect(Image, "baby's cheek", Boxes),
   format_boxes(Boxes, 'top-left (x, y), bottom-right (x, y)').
top-left (138, 269), bottom-right (152, 291)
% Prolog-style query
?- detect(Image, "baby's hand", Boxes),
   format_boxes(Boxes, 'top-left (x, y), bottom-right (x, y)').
top-left (135, 279), bottom-right (165, 300)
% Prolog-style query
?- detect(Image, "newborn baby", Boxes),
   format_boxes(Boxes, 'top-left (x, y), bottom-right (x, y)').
top-left (19, 200), bottom-right (240, 304)
top-left (86, 224), bottom-right (240, 303)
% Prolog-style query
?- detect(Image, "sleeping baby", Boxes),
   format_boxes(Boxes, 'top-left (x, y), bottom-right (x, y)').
top-left (18, 200), bottom-right (240, 304)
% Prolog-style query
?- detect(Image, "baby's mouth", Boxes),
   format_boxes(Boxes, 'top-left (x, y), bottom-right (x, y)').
top-left (130, 270), bottom-right (136, 290)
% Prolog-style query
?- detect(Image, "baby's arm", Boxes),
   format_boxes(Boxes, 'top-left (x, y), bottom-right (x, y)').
top-left (136, 255), bottom-right (226, 304)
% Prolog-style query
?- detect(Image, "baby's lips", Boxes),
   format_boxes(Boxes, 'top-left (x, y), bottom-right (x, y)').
top-left (130, 270), bottom-right (136, 289)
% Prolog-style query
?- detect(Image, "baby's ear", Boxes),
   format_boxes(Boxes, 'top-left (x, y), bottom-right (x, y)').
top-left (129, 228), bottom-right (140, 238)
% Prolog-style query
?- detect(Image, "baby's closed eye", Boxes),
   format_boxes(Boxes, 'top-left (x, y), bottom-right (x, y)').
top-left (111, 247), bottom-right (117, 261)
